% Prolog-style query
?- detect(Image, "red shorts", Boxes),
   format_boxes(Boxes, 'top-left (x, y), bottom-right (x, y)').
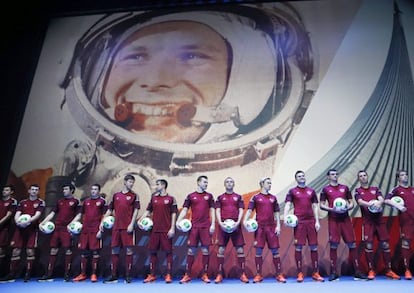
top-left (217, 227), bottom-right (245, 247)
top-left (111, 229), bottom-right (135, 248)
top-left (255, 225), bottom-right (279, 249)
top-left (328, 217), bottom-right (355, 244)
top-left (0, 229), bottom-right (10, 247)
top-left (148, 232), bottom-right (172, 251)
top-left (78, 231), bottom-right (102, 250)
top-left (362, 219), bottom-right (389, 242)
top-left (294, 219), bottom-right (318, 246)
top-left (50, 229), bottom-right (72, 248)
top-left (187, 227), bottom-right (211, 247)
top-left (10, 227), bottom-right (38, 249)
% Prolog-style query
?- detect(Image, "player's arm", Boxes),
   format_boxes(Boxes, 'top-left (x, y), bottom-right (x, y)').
top-left (319, 190), bottom-right (334, 212)
top-left (40, 211), bottom-right (56, 225)
top-left (243, 208), bottom-right (253, 225)
top-left (236, 208), bottom-right (243, 227)
top-left (283, 201), bottom-right (292, 225)
top-left (216, 207), bottom-right (224, 229)
top-left (168, 210), bottom-right (177, 239)
top-left (0, 211), bottom-right (13, 226)
top-left (128, 196), bottom-right (140, 233)
top-left (30, 210), bottom-right (43, 224)
top-left (176, 207), bottom-right (188, 227)
top-left (345, 189), bottom-right (354, 210)
top-left (384, 192), bottom-right (406, 212)
top-left (274, 211), bottom-right (281, 235)
top-left (312, 202), bottom-right (320, 231)
top-left (209, 207), bottom-right (215, 234)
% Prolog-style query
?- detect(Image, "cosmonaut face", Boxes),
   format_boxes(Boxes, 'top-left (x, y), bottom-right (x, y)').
top-left (102, 21), bottom-right (229, 143)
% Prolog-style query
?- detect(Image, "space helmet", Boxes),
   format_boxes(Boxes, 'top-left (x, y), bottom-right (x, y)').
top-left (61, 3), bottom-right (314, 175)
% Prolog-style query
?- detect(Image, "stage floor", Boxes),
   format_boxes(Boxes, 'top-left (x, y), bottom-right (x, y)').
top-left (0, 276), bottom-right (411, 293)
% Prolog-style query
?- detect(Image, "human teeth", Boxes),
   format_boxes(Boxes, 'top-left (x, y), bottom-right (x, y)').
top-left (131, 103), bottom-right (174, 116)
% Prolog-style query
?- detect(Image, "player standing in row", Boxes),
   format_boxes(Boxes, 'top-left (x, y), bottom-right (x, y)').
top-left (177, 175), bottom-right (215, 284)
top-left (283, 171), bottom-right (324, 282)
top-left (320, 169), bottom-right (367, 281)
top-left (0, 185), bottom-right (17, 273)
top-left (385, 169), bottom-right (414, 280)
top-left (0, 184), bottom-right (45, 283)
top-left (103, 174), bottom-right (140, 284)
top-left (354, 170), bottom-right (400, 280)
top-left (38, 183), bottom-right (80, 282)
top-left (214, 177), bottom-right (249, 284)
top-left (141, 179), bottom-right (178, 284)
top-left (244, 177), bottom-right (286, 283)
top-left (72, 184), bottom-right (107, 282)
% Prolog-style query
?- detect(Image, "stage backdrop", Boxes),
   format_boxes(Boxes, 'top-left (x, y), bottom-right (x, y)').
top-left (6, 0), bottom-right (414, 278)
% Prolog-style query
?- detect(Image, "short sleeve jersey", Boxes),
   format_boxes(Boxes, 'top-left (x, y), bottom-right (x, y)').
top-left (285, 186), bottom-right (318, 221)
top-left (320, 184), bottom-right (352, 220)
top-left (53, 197), bottom-right (80, 229)
top-left (248, 193), bottom-right (280, 226)
top-left (386, 186), bottom-right (414, 224)
top-left (81, 196), bottom-right (107, 232)
top-left (0, 197), bottom-right (17, 228)
top-left (17, 198), bottom-right (45, 226)
top-left (183, 191), bottom-right (214, 228)
top-left (146, 194), bottom-right (178, 232)
top-left (354, 186), bottom-right (383, 222)
top-left (215, 192), bottom-right (244, 221)
top-left (109, 191), bottom-right (140, 230)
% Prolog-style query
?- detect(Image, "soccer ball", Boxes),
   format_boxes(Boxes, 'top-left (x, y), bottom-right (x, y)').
top-left (67, 221), bottom-right (83, 234)
top-left (333, 198), bottom-right (348, 212)
top-left (16, 214), bottom-right (31, 225)
top-left (138, 217), bottom-right (153, 231)
top-left (367, 200), bottom-right (384, 213)
top-left (391, 196), bottom-right (405, 207)
top-left (39, 221), bottom-right (55, 234)
top-left (222, 219), bottom-right (237, 233)
top-left (102, 216), bottom-right (115, 229)
top-left (285, 214), bottom-right (298, 228)
top-left (177, 219), bottom-right (192, 232)
top-left (244, 218), bottom-right (258, 232)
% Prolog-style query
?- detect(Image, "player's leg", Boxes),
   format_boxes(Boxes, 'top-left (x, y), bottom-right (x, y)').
top-left (267, 227), bottom-right (285, 283)
top-left (73, 250), bottom-right (89, 282)
top-left (235, 246), bottom-right (248, 283)
top-left (328, 219), bottom-right (340, 281)
top-left (215, 246), bottom-right (225, 283)
top-left (144, 232), bottom-right (159, 283)
top-left (25, 247), bottom-right (36, 282)
top-left (380, 241), bottom-right (400, 280)
top-left (199, 228), bottom-right (211, 283)
top-left (179, 246), bottom-right (196, 283)
top-left (253, 227), bottom-right (265, 283)
top-left (342, 219), bottom-right (366, 280)
top-left (401, 238), bottom-right (413, 280)
top-left (0, 247), bottom-right (21, 282)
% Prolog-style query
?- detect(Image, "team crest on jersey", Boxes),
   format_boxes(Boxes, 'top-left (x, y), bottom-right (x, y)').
top-left (204, 195), bottom-right (209, 201)
top-left (233, 196), bottom-right (238, 201)
top-left (370, 190), bottom-right (376, 195)
top-left (164, 199), bottom-right (170, 204)
top-left (96, 202), bottom-right (101, 206)
top-left (269, 197), bottom-right (275, 203)
top-left (33, 203), bottom-right (39, 208)
top-left (69, 202), bottom-right (75, 206)
top-left (339, 188), bottom-right (345, 193)
top-left (307, 190), bottom-right (312, 195)
top-left (4, 202), bottom-right (9, 207)
top-left (126, 196), bottom-right (131, 200)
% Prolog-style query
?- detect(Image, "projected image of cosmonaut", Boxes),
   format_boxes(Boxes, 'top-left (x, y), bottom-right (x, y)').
top-left (35, 4), bottom-right (316, 204)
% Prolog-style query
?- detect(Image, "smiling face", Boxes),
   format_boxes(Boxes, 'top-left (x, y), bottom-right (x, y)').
top-left (103, 21), bottom-right (229, 143)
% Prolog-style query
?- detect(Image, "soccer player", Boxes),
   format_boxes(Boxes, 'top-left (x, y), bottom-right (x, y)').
top-left (354, 170), bottom-right (400, 280)
top-left (176, 175), bottom-right (215, 284)
top-left (214, 177), bottom-right (249, 284)
top-left (320, 169), bottom-right (367, 281)
top-left (71, 184), bottom-right (107, 282)
top-left (141, 179), bottom-right (177, 284)
top-left (244, 177), bottom-right (286, 283)
top-left (102, 174), bottom-right (140, 284)
top-left (38, 183), bottom-right (80, 282)
top-left (0, 184), bottom-right (45, 283)
top-left (0, 185), bottom-right (17, 273)
top-left (384, 169), bottom-right (414, 280)
top-left (283, 171), bottom-right (324, 282)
